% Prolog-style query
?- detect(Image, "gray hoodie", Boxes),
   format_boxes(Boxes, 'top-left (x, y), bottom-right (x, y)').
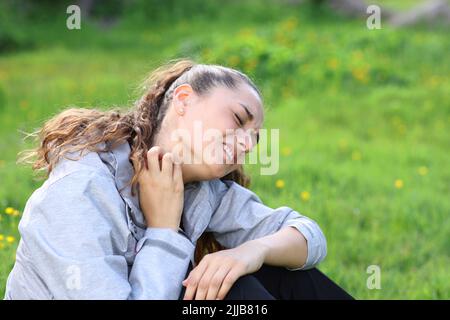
top-left (4, 141), bottom-right (327, 300)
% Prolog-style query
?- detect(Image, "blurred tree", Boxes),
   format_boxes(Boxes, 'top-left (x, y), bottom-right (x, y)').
top-left (389, 0), bottom-right (450, 26)
top-left (304, 0), bottom-right (450, 26)
top-left (77, 0), bottom-right (127, 28)
top-left (0, 0), bottom-right (36, 53)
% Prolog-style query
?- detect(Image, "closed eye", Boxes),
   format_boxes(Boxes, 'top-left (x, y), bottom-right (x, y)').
top-left (234, 113), bottom-right (243, 126)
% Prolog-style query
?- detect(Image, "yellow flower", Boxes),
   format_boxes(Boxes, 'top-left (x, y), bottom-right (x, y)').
top-left (306, 31), bottom-right (317, 41)
top-left (237, 27), bottom-right (255, 39)
top-left (5, 207), bottom-right (14, 215)
top-left (352, 151), bottom-right (362, 161)
top-left (418, 166), bottom-right (428, 176)
top-left (6, 236), bottom-right (15, 244)
top-left (351, 50), bottom-right (364, 61)
top-left (282, 87), bottom-right (293, 99)
top-left (0, 234), bottom-right (4, 241)
top-left (394, 179), bottom-right (404, 189)
top-left (327, 58), bottom-right (339, 70)
top-left (12, 209), bottom-right (20, 217)
top-left (300, 191), bottom-right (311, 202)
top-left (351, 67), bottom-right (369, 83)
top-left (275, 179), bottom-right (285, 189)
top-left (20, 100), bottom-right (29, 110)
top-left (281, 147), bottom-right (292, 156)
top-left (280, 17), bottom-right (298, 32)
top-left (245, 59), bottom-right (258, 72)
top-left (228, 55), bottom-right (240, 67)
top-left (201, 48), bottom-right (212, 60)
top-left (338, 139), bottom-right (348, 150)
top-left (428, 76), bottom-right (440, 87)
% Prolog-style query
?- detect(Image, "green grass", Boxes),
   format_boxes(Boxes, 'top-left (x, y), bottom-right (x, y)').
top-left (0, 1), bottom-right (449, 299)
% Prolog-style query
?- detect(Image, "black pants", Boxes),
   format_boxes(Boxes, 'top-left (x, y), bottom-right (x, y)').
top-left (179, 263), bottom-right (354, 300)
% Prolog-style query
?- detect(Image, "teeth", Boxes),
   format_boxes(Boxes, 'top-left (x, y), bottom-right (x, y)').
top-left (223, 144), bottom-right (233, 161)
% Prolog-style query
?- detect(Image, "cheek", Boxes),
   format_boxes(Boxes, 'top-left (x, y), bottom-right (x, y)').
top-left (200, 107), bottom-right (237, 133)
top-left (207, 163), bottom-right (234, 180)
top-left (177, 114), bottom-right (237, 160)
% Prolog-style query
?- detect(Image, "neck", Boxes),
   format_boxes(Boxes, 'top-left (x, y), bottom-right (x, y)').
top-left (152, 126), bottom-right (196, 184)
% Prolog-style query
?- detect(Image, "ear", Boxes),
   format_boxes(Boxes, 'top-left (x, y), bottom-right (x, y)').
top-left (173, 84), bottom-right (194, 116)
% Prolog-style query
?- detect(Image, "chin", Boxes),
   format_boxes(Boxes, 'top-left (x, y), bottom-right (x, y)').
top-left (205, 164), bottom-right (230, 180)
top-left (184, 163), bottom-right (227, 181)
top-left (201, 162), bottom-right (240, 180)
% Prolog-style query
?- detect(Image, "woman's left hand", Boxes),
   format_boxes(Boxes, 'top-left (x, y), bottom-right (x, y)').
top-left (182, 240), bottom-right (267, 300)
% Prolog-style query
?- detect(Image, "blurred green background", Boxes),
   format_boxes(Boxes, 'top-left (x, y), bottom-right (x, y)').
top-left (0, 0), bottom-right (449, 299)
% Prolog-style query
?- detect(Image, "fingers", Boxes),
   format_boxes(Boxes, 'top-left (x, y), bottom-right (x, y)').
top-left (183, 280), bottom-right (196, 301)
top-left (173, 162), bottom-right (183, 186)
top-left (193, 264), bottom-right (216, 300)
top-left (145, 147), bottom-right (179, 180)
top-left (161, 153), bottom-right (174, 177)
top-left (147, 146), bottom-right (162, 173)
top-left (216, 268), bottom-right (241, 300)
top-left (183, 258), bottom-right (237, 300)
top-left (183, 260), bottom-right (209, 300)
top-left (205, 265), bottom-right (232, 300)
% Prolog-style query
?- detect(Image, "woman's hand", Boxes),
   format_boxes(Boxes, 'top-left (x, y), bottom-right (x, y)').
top-left (134, 146), bottom-right (184, 231)
top-left (182, 240), bottom-right (268, 300)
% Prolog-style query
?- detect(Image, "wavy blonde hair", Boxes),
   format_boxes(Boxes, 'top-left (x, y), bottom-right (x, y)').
top-left (19, 58), bottom-right (262, 264)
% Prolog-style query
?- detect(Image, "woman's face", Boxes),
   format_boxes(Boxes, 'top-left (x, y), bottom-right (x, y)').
top-left (163, 82), bottom-right (264, 182)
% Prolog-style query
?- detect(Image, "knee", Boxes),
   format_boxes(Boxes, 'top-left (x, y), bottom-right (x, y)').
top-left (224, 274), bottom-right (275, 300)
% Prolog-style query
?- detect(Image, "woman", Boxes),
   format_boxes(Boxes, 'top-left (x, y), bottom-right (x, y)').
top-left (4, 59), bottom-right (352, 300)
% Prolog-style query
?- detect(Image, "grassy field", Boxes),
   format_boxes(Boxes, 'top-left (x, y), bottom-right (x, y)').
top-left (0, 1), bottom-right (449, 299)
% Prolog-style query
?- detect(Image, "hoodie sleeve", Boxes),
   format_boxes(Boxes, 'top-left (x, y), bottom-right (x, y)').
top-left (205, 179), bottom-right (327, 270)
top-left (17, 170), bottom-right (194, 299)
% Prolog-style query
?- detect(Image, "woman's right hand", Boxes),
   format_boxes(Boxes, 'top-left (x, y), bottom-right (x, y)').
top-left (134, 146), bottom-right (184, 231)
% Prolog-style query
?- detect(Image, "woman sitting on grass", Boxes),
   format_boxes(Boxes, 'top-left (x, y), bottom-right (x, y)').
top-left (4, 59), bottom-right (352, 300)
